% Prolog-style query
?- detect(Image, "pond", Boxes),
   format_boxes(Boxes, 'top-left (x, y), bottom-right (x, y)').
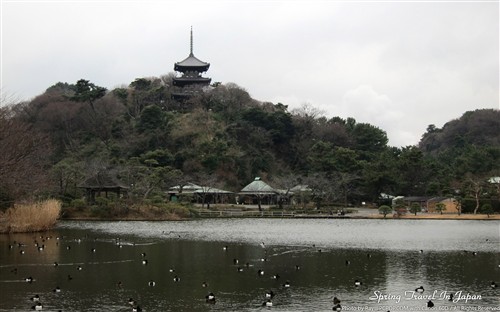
top-left (1, 219), bottom-right (499, 311)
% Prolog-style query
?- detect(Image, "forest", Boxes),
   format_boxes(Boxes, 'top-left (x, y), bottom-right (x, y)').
top-left (1, 76), bottom-right (499, 215)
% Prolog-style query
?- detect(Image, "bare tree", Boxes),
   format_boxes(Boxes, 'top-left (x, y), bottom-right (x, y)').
top-left (463, 175), bottom-right (488, 215)
top-left (303, 173), bottom-right (335, 210)
top-left (0, 101), bottom-right (52, 203)
top-left (290, 102), bottom-right (325, 119)
top-left (271, 174), bottom-right (302, 209)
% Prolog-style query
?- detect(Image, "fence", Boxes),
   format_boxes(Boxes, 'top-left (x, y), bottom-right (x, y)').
top-left (194, 209), bottom-right (344, 218)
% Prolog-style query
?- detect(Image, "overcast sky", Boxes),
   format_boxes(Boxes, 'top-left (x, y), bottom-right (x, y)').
top-left (1, 0), bottom-right (499, 147)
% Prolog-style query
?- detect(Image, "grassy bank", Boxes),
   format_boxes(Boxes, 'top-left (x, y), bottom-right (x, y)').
top-left (61, 201), bottom-right (192, 221)
top-left (0, 199), bottom-right (61, 233)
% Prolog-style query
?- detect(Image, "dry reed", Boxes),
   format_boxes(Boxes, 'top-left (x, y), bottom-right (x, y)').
top-left (4, 199), bottom-right (61, 233)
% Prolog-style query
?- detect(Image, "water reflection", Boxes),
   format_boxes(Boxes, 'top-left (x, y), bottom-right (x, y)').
top-left (0, 219), bottom-right (498, 311)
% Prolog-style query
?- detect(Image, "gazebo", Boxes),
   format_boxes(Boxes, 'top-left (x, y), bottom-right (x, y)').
top-left (78, 173), bottom-right (129, 203)
top-left (239, 177), bottom-right (278, 210)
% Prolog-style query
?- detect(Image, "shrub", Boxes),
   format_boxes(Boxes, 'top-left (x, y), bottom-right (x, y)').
top-left (378, 205), bottom-right (392, 218)
top-left (70, 198), bottom-right (86, 210)
top-left (481, 203), bottom-right (494, 217)
top-left (3, 199), bottom-right (61, 233)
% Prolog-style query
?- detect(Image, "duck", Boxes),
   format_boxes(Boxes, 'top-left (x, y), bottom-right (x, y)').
top-left (266, 290), bottom-right (275, 298)
top-left (283, 280), bottom-right (291, 288)
top-left (472, 251), bottom-right (478, 256)
top-left (141, 252), bottom-right (146, 257)
top-left (354, 280), bottom-right (362, 286)
top-left (128, 298), bottom-right (135, 306)
top-left (237, 267), bottom-right (244, 272)
top-left (222, 246), bottom-right (228, 251)
top-left (263, 299), bottom-right (272, 307)
top-left (169, 268), bottom-right (175, 273)
top-left (53, 262), bottom-right (58, 267)
top-left (333, 297), bottom-right (341, 304)
top-left (491, 281), bottom-right (498, 288)
top-left (76, 265), bottom-right (82, 271)
top-left (332, 303), bottom-right (342, 311)
top-left (53, 286), bottom-right (61, 293)
top-left (25, 276), bottom-right (34, 283)
top-left (173, 275), bottom-right (180, 282)
top-left (345, 260), bottom-right (350, 266)
top-left (132, 306), bottom-right (142, 312)
top-left (233, 258), bottom-right (239, 264)
top-left (415, 286), bottom-right (424, 293)
top-left (427, 300), bottom-right (434, 308)
top-left (271, 274), bottom-right (280, 280)
top-left (141, 260), bottom-right (148, 265)
top-left (206, 292), bottom-right (216, 304)
top-left (31, 302), bottom-right (43, 311)
top-left (31, 294), bottom-right (40, 301)
top-left (258, 269), bottom-right (265, 276)
top-left (260, 242), bottom-right (266, 249)
top-left (148, 280), bottom-right (156, 287)
top-left (202, 281), bottom-right (208, 288)
top-left (91, 248), bottom-right (96, 253)
top-left (295, 265), bottom-right (301, 270)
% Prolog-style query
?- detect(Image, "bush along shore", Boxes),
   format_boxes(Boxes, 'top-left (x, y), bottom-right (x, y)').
top-left (0, 199), bottom-right (61, 233)
top-left (60, 200), bottom-right (193, 221)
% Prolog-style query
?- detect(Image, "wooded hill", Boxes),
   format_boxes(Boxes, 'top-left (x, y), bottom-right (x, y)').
top-left (1, 77), bottom-right (499, 212)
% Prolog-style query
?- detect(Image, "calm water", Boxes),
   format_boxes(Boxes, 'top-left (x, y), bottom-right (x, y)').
top-left (0, 219), bottom-right (499, 311)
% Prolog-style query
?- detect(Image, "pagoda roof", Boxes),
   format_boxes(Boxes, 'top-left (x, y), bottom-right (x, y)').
top-left (174, 27), bottom-right (210, 72)
top-left (175, 53), bottom-right (210, 69)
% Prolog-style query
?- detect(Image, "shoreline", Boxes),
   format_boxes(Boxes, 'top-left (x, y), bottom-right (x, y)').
top-left (59, 210), bottom-right (500, 221)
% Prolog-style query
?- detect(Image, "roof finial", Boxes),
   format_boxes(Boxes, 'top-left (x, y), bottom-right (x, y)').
top-left (190, 26), bottom-right (193, 56)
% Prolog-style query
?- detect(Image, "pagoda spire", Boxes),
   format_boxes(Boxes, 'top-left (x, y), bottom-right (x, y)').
top-left (190, 26), bottom-right (193, 56)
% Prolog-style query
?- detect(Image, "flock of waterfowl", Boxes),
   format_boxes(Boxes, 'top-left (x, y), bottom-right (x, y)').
top-left (2, 233), bottom-right (498, 311)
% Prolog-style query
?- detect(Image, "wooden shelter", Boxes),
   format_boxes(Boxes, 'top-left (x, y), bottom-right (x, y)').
top-left (168, 182), bottom-right (233, 205)
top-left (79, 173), bottom-right (129, 203)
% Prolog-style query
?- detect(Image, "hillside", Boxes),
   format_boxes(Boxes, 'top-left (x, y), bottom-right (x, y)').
top-left (419, 109), bottom-right (500, 153)
top-left (1, 77), bottom-right (499, 213)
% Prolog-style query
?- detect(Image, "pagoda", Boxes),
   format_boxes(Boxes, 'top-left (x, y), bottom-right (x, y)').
top-left (172, 27), bottom-right (211, 100)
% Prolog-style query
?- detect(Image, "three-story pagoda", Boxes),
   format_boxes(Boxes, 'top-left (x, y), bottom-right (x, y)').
top-left (172, 27), bottom-right (211, 100)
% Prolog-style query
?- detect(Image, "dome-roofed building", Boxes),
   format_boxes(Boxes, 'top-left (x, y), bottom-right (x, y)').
top-left (239, 177), bottom-right (279, 210)
top-left (172, 27), bottom-right (211, 100)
